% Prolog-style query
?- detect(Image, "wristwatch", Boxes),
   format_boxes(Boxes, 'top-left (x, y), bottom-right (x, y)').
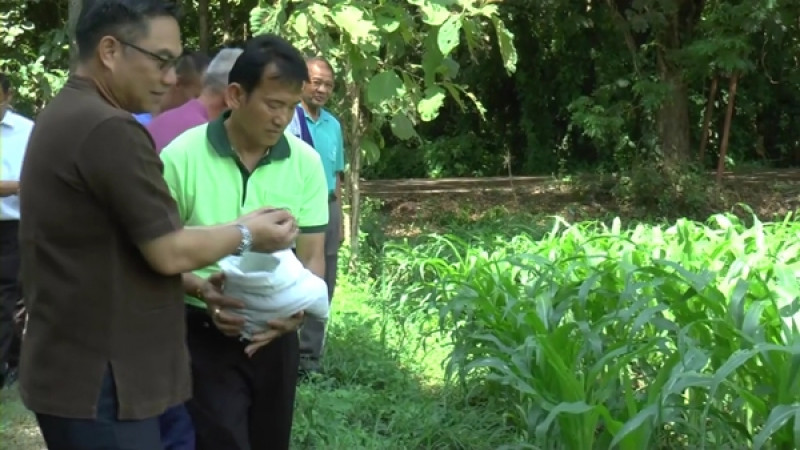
top-left (235, 223), bottom-right (253, 255)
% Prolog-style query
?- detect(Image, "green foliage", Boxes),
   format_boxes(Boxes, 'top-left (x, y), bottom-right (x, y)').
top-left (249, 0), bottom-right (517, 165)
top-left (362, 132), bottom-right (507, 179)
top-left (0, 3), bottom-right (70, 117)
top-left (613, 164), bottom-right (721, 219)
top-left (380, 212), bottom-right (800, 448)
top-left (6, 0), bottom-right (800, 180)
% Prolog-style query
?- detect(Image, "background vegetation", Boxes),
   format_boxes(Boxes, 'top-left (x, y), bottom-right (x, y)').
top-left (3, 1), bottom-right (800, 448)
top-left (4, 0), bottom-right (800, 182)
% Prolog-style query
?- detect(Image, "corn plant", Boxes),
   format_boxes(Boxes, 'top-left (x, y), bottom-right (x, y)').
top-left (380, 213), bottom-right (800, 449)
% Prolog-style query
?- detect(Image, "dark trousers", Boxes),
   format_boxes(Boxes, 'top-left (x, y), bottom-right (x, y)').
top-left (298, 199), bottom-right (340, 368)
top-left (159, 404), bottom-right (195, 450)
top-left (36, 367), bottom-right (163, 450)
top-left (0, 220), bottom-right (22, 380)
top-left (185, 307), bottom-right (299, 450)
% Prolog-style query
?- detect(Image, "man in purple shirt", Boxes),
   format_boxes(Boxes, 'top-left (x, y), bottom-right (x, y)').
top-left (142, 47), bottom-right (242, 450)
top-left (147, 48), bottom-right (243, 152)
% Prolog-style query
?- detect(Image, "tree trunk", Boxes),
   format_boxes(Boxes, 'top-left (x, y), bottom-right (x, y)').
top-left (716, 73), bottom-right (740, 185)
top-left (698, 75), bottom-right (718, 165)
top-left (650, 0), bottom-right (703, 172)
top-left (655, 54), bottom-right (692, 172)
top-left (197, 0), bottom-right (211, 53)
top-left (220, 0), bottom-right (233, 43)
top-left (346, 88), bottom-right (363, 267)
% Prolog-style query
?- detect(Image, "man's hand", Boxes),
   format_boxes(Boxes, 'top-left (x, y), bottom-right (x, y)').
top-left (244, 311), bottom-right (305, 357)
top-left (238, 208), bottom-right (299, 252)
top-left (201, 272), bottom-right (246, 338)
top-left (0, 181), bottom-right (19, 197)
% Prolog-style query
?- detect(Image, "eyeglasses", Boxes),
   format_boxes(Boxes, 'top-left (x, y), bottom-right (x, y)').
top-left (117, 38), bottom-right (179, 71)
top-left (309, 79), bottom-right (334, 91)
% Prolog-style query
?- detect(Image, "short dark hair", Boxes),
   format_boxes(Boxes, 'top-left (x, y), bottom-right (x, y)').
top-left (228, 34), bottom-right (308, 95)
top-left (176, 50), bottom-right (211, 79)
top-left (76, 0), bottom-right (181, 61)
top-left (0, 73), bottom-right (10, 95)
top-left (306, 56), bottom-right (335, 78)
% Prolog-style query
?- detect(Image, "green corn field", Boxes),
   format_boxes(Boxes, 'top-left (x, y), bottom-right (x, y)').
top-left (378, 212), bottom-right (800, 449)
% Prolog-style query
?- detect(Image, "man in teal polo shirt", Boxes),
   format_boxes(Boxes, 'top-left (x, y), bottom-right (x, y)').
top-left (160, 34), bottom-right (327, 450)
top-left (287, 56), bottom-right (345, 375)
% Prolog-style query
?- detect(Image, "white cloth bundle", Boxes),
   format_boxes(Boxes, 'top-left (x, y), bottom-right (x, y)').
top-left (218, 250), bottom-right (329, 340)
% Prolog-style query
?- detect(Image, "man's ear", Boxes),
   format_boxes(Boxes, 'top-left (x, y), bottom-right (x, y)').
top-left (225, 83), bottom-right (246, 109)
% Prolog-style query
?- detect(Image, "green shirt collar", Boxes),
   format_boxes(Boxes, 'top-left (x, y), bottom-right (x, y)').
top-left (206, 110), bottom-right (291, 166)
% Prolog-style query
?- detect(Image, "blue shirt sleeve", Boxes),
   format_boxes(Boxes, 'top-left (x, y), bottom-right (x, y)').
top-left (286, 109), bottom-right (303, 140)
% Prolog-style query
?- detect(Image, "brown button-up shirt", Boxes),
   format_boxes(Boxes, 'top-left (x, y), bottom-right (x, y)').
top-left (18, 76), bottom-right (190, 420)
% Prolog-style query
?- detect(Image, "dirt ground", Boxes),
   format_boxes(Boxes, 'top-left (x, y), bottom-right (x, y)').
top-left (361, 169), bottom-right (800, 236)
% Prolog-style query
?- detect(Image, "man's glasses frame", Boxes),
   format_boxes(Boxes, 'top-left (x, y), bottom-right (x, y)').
top-left (117, 38), bottom-right (180, 71)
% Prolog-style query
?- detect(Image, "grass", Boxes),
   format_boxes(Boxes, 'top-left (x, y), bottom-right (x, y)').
top-left (291, 280), bottom-right (519, 449)
top-left (0, 387), bottom-right (44, 449)
top-left (0, 279), bottom-right (519, 450)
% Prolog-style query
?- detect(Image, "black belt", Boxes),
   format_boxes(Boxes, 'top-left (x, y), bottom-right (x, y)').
top-left (328, 193), bottom-right (337, 202)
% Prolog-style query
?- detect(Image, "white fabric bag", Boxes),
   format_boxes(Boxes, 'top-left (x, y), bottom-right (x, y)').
top-left (218, 249), bottom-right (329, 340)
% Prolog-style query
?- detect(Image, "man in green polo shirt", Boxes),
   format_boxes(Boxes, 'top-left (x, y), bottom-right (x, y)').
top-left (160, 34), bottom-right (327, 450)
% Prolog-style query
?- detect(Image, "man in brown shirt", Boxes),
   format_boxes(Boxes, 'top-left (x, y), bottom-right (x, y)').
top-left (18, 1), bottom-right (301, 448)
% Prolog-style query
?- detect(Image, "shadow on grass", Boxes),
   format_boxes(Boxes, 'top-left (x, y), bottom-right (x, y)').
top-left (291, 284), bottom-right (521, 450)
top-left (0, 282), bottom-right (520, 450)
top-left (0, 385), bottom-right (46, 449)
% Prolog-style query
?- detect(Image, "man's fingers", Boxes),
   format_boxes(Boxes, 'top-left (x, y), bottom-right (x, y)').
top-left (216, 310), bottom-right (245, 325)
top-left (250, 328), bottom-right (281, 343)
top-left (207, 272), bottom-right (226, 287)
top-left (207, 294), bottom-right (245, 309)
top-left (245, 341), bottom-right (269, 357)
top-left (209, 308), bottom-right (246, 338)
top-left (244, 329), bottom-right (282, 357)
top-left (266, 311), bottom-right (305, 331)
top-left (263, 208), bottom-right (294, 223)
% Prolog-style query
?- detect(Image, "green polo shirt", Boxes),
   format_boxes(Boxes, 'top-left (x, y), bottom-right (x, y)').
top-left (160, 110), bottom-right (329, 309)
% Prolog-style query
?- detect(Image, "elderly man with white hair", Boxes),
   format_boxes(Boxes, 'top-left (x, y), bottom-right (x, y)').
top-left (147, 47), bottom-right (244, 153)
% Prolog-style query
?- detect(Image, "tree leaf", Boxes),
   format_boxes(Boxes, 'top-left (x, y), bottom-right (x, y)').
top-left (492, 17), bottom-right (517, 74)
top-left (442, 57), bottom-right (460, 78)
top-left (308, 4), bottom-right (329, 24)
top-left (366, 70), bottom-right (405, 106)
top-left (437, 15), bottom-right (462, 57)
top-left (390, 113), bottom-right (416, 140)
top-left (420, 1), bottom-right (450, 26)
top-left (418, 86), bottom-right (446, 122)
top-left (249, 6), bottom-right (279, 34)
top-left (360, 136), bottom-right (381, 165)
top-left (478, 4), bottom-right (499, 17)
top-left (292, 13), bottom-right (309, 36)
top-left (442, 82), bottom-right (466, 110)
top-left (421, 42), bottom-right (443, 86)
top-left (460, 16), bottom-right (480, 61)
top-left (376, 14), bottom-right (401, 33)
top-left (330, 4), bottom-right (377, 44)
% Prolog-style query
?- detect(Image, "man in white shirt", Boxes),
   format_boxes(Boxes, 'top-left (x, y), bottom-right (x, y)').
top-left (0, 73), bottom-right (34, 389)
